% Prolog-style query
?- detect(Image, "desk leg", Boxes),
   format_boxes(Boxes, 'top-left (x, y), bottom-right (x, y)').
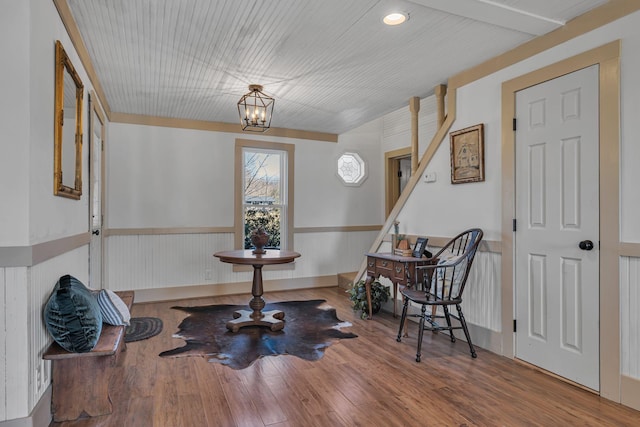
top-left (364, 275), bottom-right (374, 320)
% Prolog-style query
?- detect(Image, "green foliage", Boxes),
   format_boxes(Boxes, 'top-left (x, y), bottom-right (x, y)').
top-left (244, 207), bottom-right (281, 249)
top-left (243, 150), bottom-right (283, 250)
top-left (346, 279), bottom-right (391, 320)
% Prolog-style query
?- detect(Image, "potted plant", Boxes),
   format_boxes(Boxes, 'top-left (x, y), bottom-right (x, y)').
top-left (347, 279), bottom-right (391, 319)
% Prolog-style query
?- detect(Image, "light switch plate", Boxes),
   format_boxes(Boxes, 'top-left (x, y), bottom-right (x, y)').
top-left (425, 172), bottom-right (437, 182)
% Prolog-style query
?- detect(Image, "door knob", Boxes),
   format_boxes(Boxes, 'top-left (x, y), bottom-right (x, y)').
top-left (578, 240), bottom-right (594, 251)
top-left (92, 229), bottom-right (100, 236)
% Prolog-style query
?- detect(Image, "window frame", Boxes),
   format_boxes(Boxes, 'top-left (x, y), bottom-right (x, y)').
top-left (235, 139), bottom-right (294, 253)
top-left (336, 151), bottom-right (368, 186)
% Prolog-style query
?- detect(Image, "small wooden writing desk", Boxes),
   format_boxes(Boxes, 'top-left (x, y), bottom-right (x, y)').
top-left (364, 252), bottom-right (431, 318)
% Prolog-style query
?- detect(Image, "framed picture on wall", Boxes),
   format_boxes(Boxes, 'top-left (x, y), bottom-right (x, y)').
top-left (450, 124), bottom-right (485, 184)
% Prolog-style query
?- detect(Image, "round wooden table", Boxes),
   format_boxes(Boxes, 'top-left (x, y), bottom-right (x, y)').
top-left (213, 249), bottom-right (301, 332)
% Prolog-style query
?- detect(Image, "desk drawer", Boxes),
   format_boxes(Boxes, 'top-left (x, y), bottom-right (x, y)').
top-left (398, 262), bottom-right (425, 285)
top-left (393, 261), bottom-right (407, 281)
top-left (366, 257), bottom-right (376, 274)
top-left (374, 258), bottom-right (393, 274)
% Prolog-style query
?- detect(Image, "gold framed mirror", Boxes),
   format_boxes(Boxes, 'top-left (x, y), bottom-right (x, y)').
top-left (54, 40), bottom-right (84, 199)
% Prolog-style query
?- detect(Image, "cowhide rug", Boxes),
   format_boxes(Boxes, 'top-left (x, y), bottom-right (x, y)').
top-left (159, 299), bottom-right (357, 369)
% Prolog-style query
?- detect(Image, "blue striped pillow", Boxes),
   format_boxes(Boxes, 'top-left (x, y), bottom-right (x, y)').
top-left (97, 289), bottom-right (131, 326)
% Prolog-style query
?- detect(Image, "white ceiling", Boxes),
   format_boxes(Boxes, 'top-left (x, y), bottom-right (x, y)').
top-left (66, 0), bottom-right (607, 135)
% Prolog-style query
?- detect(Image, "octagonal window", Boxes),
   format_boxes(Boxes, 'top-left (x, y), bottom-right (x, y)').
top-left (337, 152), bottom-right (367, 186)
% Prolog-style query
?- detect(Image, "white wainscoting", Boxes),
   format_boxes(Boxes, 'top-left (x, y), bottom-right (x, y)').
top-left (0, 246), bottom-right (88, 423)
top-left (461, 250), bottom-right (502, 332)
top-left (0, 267), bottom-right (6, 421)
top-left (394, 249), bottom-right (502, 332)
top-left (0, 266), bottom-right (28, 422)
top-left (28, 247), bottom-right (89, 418)
top-left (106, 233), bottom-right (236, 291)
top-left (382, 250), bottom-right (502, 353)
top-left (621, 255), bottom-right (640, 379)
top-left (105, 230), bottom-right (379, 293)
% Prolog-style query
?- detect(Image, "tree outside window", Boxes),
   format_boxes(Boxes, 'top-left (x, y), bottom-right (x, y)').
top-left (235, 139), bottom-right (294, 253)
top-left (243, 148), bottom-right (287, 249)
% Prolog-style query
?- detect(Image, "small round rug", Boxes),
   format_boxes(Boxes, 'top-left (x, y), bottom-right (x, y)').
top-left (125, 317), bottom-right (163, 343)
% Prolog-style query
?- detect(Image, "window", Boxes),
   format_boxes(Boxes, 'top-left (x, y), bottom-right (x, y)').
top-left (243, 149), bottom-right (285, 248)
top-left (235, 139), bottom-right (294, 251)
top-left (337, 152), bottom-right (367, 186)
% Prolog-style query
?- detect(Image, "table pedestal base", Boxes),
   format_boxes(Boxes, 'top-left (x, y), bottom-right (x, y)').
top-left (226, 309), bottom-right (285, 332)
top-left (214, 250), bottom-right (300, 333)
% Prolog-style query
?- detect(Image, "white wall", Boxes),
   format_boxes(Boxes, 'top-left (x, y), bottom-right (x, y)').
top-left (0, 0), bottom-right (96, 422)
top-left (107, 125), bottom-right (236, 228)
top-left (381, 95), bottom-right (438, 159)
top-left (391, 9), bottom-right (640, 380)
top-left (1, 0), bottom-right (93, 246)
top-left (4, 1), bottom-right (640, 422)
top-left (301, 119), bottom-right (384, 227)
top-left (105, 118), bottom-right (384, 293)
top-left (29, 0), bottom-right (92, 245)
top-left (618, 23), bottom-right (640, 244)
top-left (107, 122), bottom-right (384, 229)
top-left (0, 1), bottom-right (30, 246)
top-left (397, 90), bottom-right (502, 240)
top-left (399, 10), bottom-right (640, 244)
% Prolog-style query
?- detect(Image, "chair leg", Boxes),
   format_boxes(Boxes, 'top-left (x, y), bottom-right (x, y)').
top-left (416, 304), bottom-right (427, 362)
top-left (401, 294), bottom-right (411, 338)
top-left (442, 306), bottom-right (456, 343)
top-left (396, 296), bottom-right (409, 342)
top-left (393, 283), bottom-right (398, 318)
top-left (430, 306), bottom-right (438, 333)
top-left (456, 304), bottom-right (477, 358)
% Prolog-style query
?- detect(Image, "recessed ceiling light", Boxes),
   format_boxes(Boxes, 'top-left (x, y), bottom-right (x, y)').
top-left (383, 12), bottom-right (408, 26)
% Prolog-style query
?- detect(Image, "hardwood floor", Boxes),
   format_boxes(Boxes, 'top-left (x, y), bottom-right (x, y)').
top-left (51, 287), bottom-right (640, 426)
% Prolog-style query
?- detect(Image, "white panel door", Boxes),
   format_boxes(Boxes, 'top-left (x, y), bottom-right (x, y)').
top-left (89, 102), bottom-right (104, 289)
top-left (515, 65), bottom-right (599, 390)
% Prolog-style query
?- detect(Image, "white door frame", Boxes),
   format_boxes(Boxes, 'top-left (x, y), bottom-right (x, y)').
top-left (514, 65), bottom-right (600, 390)
top-left (500, 41), bottom-right (621, 400)
top-left (384, 147), bottom-right (412, 218)
top-left (89, 91), bottom-right (106, 289)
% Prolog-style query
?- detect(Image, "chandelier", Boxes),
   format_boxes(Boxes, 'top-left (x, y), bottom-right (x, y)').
top-left (237, 84), bottom-right (274, 132)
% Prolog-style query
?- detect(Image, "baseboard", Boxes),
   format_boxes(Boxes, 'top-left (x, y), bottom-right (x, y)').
top-left (337, 271), bottom-right (357, 289)
top-left (466, 322), bottom-right (503, 355)
top-left (133, 274), bottom-right (338, 303)
top-left (0, 386), bottom-right (51, 427)
top-left (621, 375), bottom-right (640, 411)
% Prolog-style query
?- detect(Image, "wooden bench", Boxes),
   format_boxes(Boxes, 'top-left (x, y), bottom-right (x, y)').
top-left (43, 290), bottom-right (134, 422)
